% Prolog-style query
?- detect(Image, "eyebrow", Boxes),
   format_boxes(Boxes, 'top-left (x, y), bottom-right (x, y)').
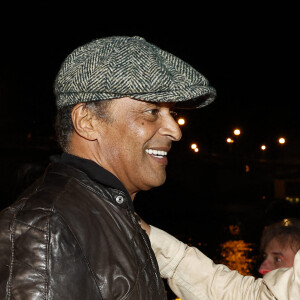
top-left (155, 102), bottom-right (176, 109)
top-left (271, 252), bottom-right (284, 256)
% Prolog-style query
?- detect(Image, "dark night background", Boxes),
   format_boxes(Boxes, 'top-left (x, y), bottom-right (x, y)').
top-left (1, 4), bottom-right (299, 297)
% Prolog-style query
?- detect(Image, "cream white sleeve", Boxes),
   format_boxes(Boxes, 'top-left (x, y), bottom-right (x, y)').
top-left (149, 225), bottom-right (277, 300)
top-left (263, 250), bottom-right (300, 300)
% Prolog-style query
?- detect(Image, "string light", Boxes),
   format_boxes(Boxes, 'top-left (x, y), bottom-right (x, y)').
top-left (190, 143), bottom-right (199, 153)
top-left (278, 137), bottom-right (286, 144)
top-left (233, 129), bottom-right (241, 136)
top-left (177, 118), bottom-right (185, 125)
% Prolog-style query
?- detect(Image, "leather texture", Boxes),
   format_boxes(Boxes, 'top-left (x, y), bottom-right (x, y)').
top-left (0, 162), bottom-right (166, 299)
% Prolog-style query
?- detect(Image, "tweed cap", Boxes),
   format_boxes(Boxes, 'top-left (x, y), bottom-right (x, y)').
top-left (54, 36), bottom-right (216, 109)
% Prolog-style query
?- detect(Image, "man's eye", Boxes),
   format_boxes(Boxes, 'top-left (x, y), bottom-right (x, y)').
top-left (147, 109), bottom-right (159, 116)
top-left (274, 257), bottom-right (282, 263)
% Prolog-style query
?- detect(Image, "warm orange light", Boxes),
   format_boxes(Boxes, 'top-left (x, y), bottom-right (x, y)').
top-left (191, 143), bottom-right (197, 149)
top-left (226, 138), bottom-right (234, 143)
top-left (194, 148), bottom-right (199, 153)
top-left (229, 225), bottom-right (240, 235)
top-left (219, 240), bottom-right (256, 276)
top-left (177, 118), bottom-right (185, 125)
top-left (278, 137), bottom-right (286, 144)
top-left (233, 129), bottom-right (241, 136)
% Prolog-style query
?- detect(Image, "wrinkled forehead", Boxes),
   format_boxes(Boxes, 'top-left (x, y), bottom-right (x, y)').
top-left (142, 101), bottom-right (177, 109)
top-left (107, 97), bottom-right (178, 111)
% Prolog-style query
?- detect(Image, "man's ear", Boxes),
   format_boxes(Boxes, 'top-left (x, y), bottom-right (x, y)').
top-left (71, 103), bottom-right (98, 141)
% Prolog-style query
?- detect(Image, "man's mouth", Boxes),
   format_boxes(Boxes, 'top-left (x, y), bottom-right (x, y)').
top-left (145, 149), bottom-right (168, 158)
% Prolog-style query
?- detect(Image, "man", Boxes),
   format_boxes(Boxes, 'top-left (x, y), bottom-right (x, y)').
top-left (0, 36), bottom-right (216, 299)
top-left (259, 218), bottom-right (300, 275)
top-left (141, 221), bottom-right (300, 299)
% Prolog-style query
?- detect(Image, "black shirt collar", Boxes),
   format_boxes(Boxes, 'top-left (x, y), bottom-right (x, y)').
top-left (51, 153), bottom-right (132, 202)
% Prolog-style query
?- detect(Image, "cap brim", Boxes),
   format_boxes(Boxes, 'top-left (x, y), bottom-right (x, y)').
top-left (129, 85), bottom-right (216, 110)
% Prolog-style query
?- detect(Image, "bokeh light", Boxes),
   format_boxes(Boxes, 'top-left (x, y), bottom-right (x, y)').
top-left (177, 118), bottom-right (185, 125)
top-left (278, 137), bottom-right (286, 144)
top-left (233, 129), bottom-right (241, 136)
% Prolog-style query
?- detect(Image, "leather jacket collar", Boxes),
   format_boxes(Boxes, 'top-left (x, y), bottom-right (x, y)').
top-left (51, 153), bottom-right (134, 211)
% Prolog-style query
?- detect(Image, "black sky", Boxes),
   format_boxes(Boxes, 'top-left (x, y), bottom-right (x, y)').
top-left (1, 5), bottom-right (298, 149)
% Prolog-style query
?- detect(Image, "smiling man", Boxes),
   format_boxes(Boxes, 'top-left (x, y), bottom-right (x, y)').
top-left (69, 98), bottom-right (181, 199)
top-left (0, 36), bottom-right (215, 299)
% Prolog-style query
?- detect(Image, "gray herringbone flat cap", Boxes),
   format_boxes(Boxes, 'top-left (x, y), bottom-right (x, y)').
top-left (54, 36), bottom-right (216, 109)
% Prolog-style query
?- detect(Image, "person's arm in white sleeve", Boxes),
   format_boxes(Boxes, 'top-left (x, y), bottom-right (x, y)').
top-left (149, 225), bottom-right (279, 300)
top-left (263, 250), bottom-right (300, 300)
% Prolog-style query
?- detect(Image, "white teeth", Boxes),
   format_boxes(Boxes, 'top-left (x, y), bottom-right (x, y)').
top-left (146, 149), bottom-right (167, 156)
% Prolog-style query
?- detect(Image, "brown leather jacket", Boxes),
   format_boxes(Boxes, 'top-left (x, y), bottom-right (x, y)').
top-left (0, 154), bottom-right (166, 299)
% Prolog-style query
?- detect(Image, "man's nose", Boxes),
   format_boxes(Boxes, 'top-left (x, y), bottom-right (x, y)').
top-left (258, 259), bottom-right (272, 275)
top-left (158, 114), bottom-right (182, 141)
